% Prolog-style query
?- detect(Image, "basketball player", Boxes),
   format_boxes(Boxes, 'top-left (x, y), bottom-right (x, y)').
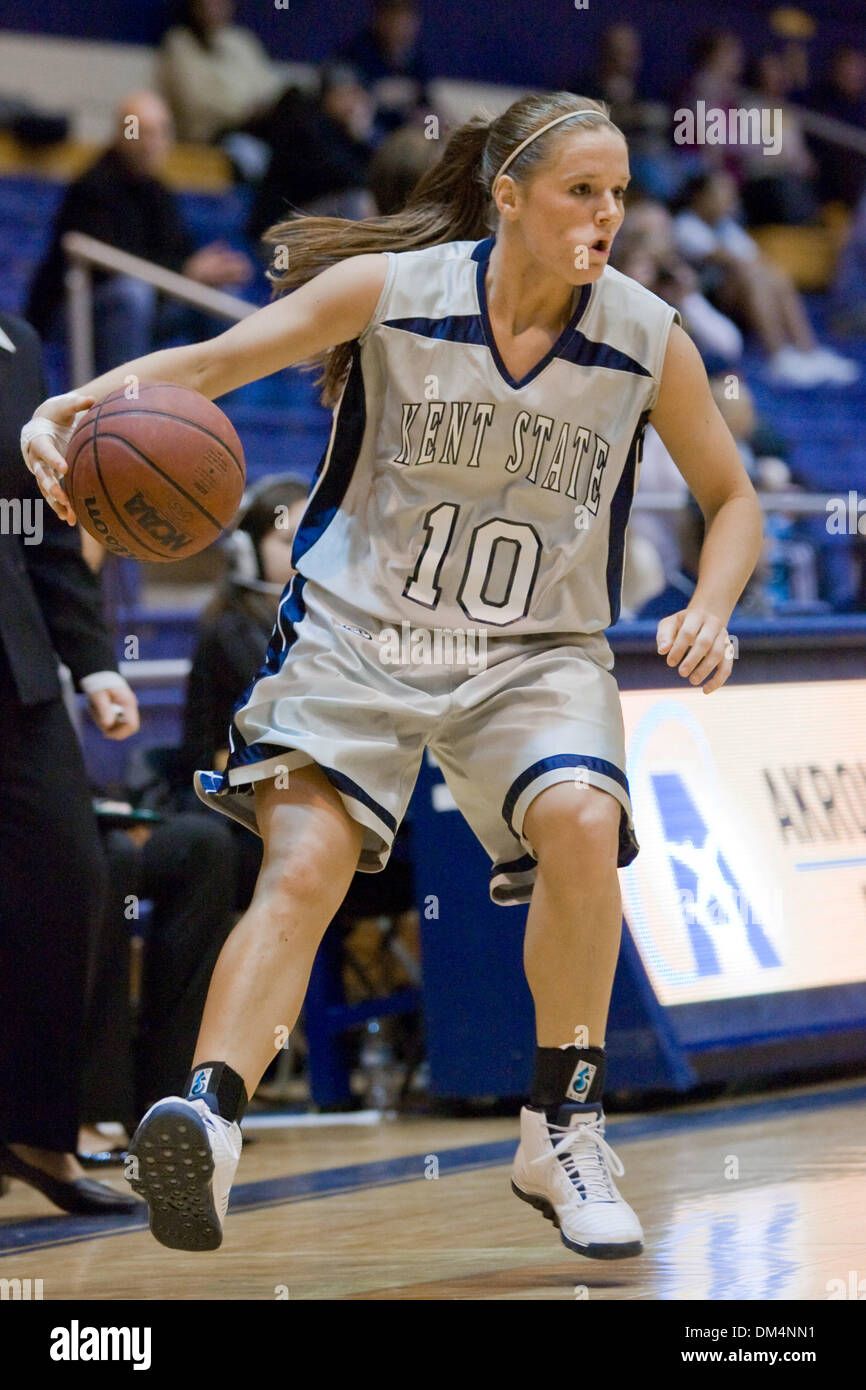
top-left (23, 93), bottom-right (763, 1259)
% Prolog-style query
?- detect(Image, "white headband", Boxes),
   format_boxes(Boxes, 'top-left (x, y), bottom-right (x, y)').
top-left (493, 109), bottom-right (612, 186)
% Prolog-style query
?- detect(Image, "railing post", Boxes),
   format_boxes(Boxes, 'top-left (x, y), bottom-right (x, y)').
top-left (65, 260), bottom-right (95, 384)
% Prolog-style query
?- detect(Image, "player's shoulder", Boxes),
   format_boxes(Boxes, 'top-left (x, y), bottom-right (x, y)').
top-left (594, 263), bottom-right (675, 319)
top-left (337, 240), bottom-right (477, 284)
top-left (394, 236), bottom-right (480, 261)
top-left (359, 239), bottom-right (482, 336)
top-left (386, 238), bottom-right (482, 271)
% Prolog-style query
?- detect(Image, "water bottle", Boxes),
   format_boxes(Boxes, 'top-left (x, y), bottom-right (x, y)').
top-left (360, 1018), bottom-right (396, 1112)
top-left (764, 512), bottom-right (792, 608)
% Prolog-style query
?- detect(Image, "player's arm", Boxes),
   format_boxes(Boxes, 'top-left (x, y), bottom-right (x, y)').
top-left (23, 253), bottom-right (388, 523)
top-left (648, 323), bottom-right (763, 693)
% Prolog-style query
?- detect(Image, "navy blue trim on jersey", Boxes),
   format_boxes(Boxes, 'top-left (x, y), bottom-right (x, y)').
top-left (382, 313), bottom-right (486, 346)
top-left (498, 753), bottom-right (639, 878)
top-left (228, 740), bottom-right (299, 770)
top-left (490, 851), bottom-right (537, 880)
top-left (260, 572), bottom-right (307, 679)
top-left (218, 573), bottom-right (309, 786)
top-left (556, 333), bottom-right (651, 377)
top-left (472, 236), bottom-right (592, 390)
top-left (607, 408), bottom-right (650, 625)
top-left (502, 753), bottom-right (630, 835)
top-left (501, 753), bottom-right (639, 872)
top-left (292, 344), bottom-right (367, 568)
top-left (320, 764), bottom-right (398, 834)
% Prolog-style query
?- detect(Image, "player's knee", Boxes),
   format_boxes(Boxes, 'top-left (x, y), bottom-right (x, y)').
top-left (525, 783), bottom-right (620, 869)
top-left (254, 847), bottom-right (348, 923)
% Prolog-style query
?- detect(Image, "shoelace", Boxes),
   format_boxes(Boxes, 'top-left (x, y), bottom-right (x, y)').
top-left (530, 1114), bottom-right (625, 1202)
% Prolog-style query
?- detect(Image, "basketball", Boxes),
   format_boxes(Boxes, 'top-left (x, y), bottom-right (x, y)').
top-left (66, 383), bottom-right (246, 562)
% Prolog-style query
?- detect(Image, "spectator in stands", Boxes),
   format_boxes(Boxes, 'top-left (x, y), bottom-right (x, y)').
top-left (627, 378), bottom-right (786, 617)
top-left (580, 25), bottom-right (682, 200)
top-left (340, 0), bottom-right (429, 136)
top-left (622, 422), bottom-right (690, 617)
top-left (177, 474), bottom-right (309, 904)
top-left (808, 46), bottom-right (866, 208)
top-left (739, 52), bottom-right (819, 226)
top-left (680, 30), bottom-right (744, 111)
top-left (158, 0), bottom-right (284, 146)
top-left (611, 199), bottom-right (744, 369)
top-left (593, 23), bottom-right (645, 109)
top-left (367, 124), bottom-right (441, 214)
top-left (26, 92), bottom-right (251, 373)
top-left (621, 382), bottom-right (788, 618)
top-left (672, 170), bottom-right (859, 385)
top-left (678, 30), bottom-right (746, 177)
top-left (248, 64), bottom-right (376, 242)
top-left (830, 188), bottom-right (866, 335)
top-left (80, 802), bottom-right (239, 1137)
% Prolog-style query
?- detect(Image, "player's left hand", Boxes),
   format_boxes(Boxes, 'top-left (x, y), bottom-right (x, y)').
top-left (656, 606), bottom-right (735, 694)
top-left (87, 684), bottom-right (141, 740)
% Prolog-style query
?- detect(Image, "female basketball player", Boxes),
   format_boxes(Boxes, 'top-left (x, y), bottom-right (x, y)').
top-left (23, 92), bottom-right (763, 1260)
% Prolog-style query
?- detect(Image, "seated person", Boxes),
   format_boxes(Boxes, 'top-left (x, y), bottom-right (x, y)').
top-left (80, 801), bottom-right (239, 1146)
top-left (672, 170), bottom-right (858, 386)
top-left (248, 64), bottom-right (377, 240)
top-left (611, 199), bottom-right (744, 369)
top-left (340, 0), bottom-right (430, 137)
top-left (176, 472), bottom-right (309, 905)
top-left (830, 188), bottom-right (866, 336)
top-left (158, 0), bottom-right (285, 146)
top-left (26, 91), bottom-right (251, 373)
top-left (808, 46), bottom-right (866, 209)
top-left (739, 51), bottom-right (819, 226)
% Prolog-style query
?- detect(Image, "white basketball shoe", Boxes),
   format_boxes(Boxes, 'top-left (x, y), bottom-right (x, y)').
top-left (126, 1097), bottom-right (242, 1251)
top-left (512, 1101), bottom-right (644, 1259)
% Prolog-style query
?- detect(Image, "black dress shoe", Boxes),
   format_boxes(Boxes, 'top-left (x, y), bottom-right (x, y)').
top-left (0, 1143), bottom-right (140, 1215)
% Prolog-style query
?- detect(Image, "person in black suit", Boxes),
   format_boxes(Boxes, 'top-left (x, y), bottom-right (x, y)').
top-left (0, 312), bottom-right (139, 1214)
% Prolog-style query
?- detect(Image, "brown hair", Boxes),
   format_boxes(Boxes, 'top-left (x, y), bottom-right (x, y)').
top-left (263, 91), bottom-right (618, 405)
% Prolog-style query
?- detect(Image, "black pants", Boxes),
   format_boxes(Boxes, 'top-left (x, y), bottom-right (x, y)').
top-left (0, 655), bottom-right (106, 1152)
top-left (80, 813), bottom-right (238, 1126)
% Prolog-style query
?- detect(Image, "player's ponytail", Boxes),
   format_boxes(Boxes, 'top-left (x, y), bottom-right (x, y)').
top-left (265, 91), bottom-right (616, 405)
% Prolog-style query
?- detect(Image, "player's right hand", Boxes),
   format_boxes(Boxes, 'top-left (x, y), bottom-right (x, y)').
top-left (21, 391), bottom-right (95, 526)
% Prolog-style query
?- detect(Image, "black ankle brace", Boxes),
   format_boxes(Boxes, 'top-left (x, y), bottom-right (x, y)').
top-left (184, 1061), bottom-right (248, 1123)
top-left (530, 1044), bottom-right (606, 1108)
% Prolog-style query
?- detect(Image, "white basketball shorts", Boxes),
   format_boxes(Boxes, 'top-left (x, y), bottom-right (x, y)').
top-left (194, 576), bottom-right (638, 906)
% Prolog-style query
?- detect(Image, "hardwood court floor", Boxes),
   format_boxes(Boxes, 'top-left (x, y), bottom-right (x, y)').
top-left (2, 1079), bottom-right (864, 1300)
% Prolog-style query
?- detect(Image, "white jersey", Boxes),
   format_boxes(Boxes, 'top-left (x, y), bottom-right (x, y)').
top-left (292, 235), bottom-right (680, 636)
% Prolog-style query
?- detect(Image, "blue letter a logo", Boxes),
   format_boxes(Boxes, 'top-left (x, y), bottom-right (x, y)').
top-left (651, 773), bottom-right (780, 976)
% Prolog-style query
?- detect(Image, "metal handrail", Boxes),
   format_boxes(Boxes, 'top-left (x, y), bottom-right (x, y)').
top-left (632, 491), bottom-right (853, 514)
top-left (61, 231), bottom-right (254, 382)
top-left (790, 103), bottom-right (866, 157)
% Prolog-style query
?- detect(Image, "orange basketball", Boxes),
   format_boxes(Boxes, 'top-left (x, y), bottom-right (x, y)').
top-left (66, 383), bottom-right (246, 562)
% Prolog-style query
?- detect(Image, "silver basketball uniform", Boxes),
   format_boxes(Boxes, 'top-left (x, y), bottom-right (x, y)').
top-left (196, 236), bottom-right (681, 904)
